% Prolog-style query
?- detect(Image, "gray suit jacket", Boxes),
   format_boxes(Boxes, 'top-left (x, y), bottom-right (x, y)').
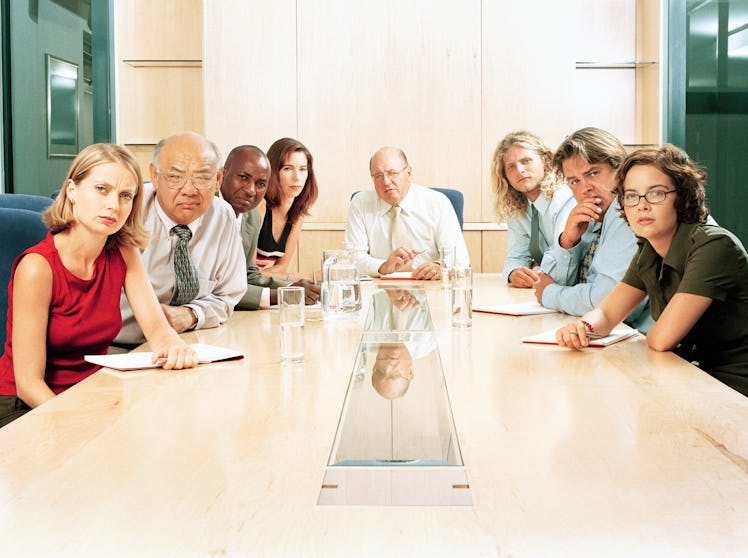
top-left (236, 208), bottom-right (290, 310)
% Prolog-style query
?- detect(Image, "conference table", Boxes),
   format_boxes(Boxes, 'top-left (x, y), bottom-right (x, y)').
top-left (0, 274), bottom-right (746, 557)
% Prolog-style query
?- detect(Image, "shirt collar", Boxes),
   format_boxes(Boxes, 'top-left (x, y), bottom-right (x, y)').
top-left (631, 222), bottom-right (694, 279)
top-left (662, 222), bottom-right (696, 275)
top-left (531, 194), bottom-right (550, 214)
top-left (155, 198), bottom-right (201, 236)
top-left (377, 188), bottom-right (416, 217)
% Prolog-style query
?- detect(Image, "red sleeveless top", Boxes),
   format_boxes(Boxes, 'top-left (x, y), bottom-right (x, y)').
top-left (0, 233), bottom-right (127, 395)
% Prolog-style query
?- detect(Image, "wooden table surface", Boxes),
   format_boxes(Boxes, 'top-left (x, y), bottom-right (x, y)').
top-left (0, 274), bottom-right (746, 557)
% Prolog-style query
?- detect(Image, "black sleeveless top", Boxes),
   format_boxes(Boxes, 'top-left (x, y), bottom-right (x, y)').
top-left (256, 206), bottom-right (292, 269)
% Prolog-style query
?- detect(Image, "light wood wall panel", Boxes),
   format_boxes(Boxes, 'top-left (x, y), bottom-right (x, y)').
top-left (117, 66), bottom-right (204, 143)
top-left (572, 0), bottom-right (638, 145)
top-left (296, 0), bottom-right (482, 224)
top-left (576, 0), bottom-right (636, 61)
top-left (297, 230), bottom-right (346, 274)
top-left (203, 1), bottom-right (298, 161)
top-left (114, 0), bottom-right (204, 167)
top-left (482, 230), bottom-right (508, 274)
top-left (464, 231), bottom-right (482, 272)
top-left (636, 0), bottom-right (662, 144)
top-left (116, 0), bottom-right (203, 60)
top-left (143, 0), bottom-right (660, 274)
top-left (481, 1), bottom-right (577, 223)
top-left (573, 69), bottom-right (636, 142)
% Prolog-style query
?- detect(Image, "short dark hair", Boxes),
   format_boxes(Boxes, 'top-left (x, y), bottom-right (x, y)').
top-left (553, 127), bottom-right (627, 172)
top-left (223, 145), bottom-right (267, 170)
top-left (615, 144), bottom-right (709, 225)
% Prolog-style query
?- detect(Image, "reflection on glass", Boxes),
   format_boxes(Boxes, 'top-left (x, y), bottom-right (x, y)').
top-left (372, 342), bottom-right (414, 399)
top-left (362, 286), bottom-right (433, 336)
top-left (46, 54), bottom-right (79, 158)
top-left (327, 287), bottom-right (462, 467)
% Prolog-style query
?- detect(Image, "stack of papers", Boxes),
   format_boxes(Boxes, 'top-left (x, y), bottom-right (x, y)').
top-left (521, 328), bottom-right (639, 347)
top-left (379, 272), bottom-right (419, 280)
top-left (473, 302), bottom-right (557, 316)
top-left (85, 343), bottom-right (244, 371)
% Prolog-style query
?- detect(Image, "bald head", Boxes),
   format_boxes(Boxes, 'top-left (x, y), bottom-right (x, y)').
top-left (150, 132), bottom-right (220, 224)
top-left (369, 146), bottom-right (412, 206)
top-left (371, 343), bottom-right (414, 399)
top-left (152, 132), bottom-right (220, 170)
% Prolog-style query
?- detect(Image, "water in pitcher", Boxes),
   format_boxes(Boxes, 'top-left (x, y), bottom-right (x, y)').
top-left (322, 262), bottom-right (362, 318)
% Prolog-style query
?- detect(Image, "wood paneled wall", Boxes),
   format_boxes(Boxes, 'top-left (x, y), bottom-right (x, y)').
top-left (116, 0), bottom-right (660, 274)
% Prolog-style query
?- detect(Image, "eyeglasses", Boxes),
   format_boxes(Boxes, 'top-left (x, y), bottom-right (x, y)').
top-left (371, 166), bottom-right (408, 182)
top-left (157, 170), bottom-right (216, 191)
top-left (622, 189), bottom-right (677, 207)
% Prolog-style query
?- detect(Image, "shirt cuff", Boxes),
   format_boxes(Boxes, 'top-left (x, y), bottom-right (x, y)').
top-left (541, 283), bottom-right (562, 310)
top-left (260, 288), bottom-right (271, 308)
top-left (185, 304), bottom-right (201, 330)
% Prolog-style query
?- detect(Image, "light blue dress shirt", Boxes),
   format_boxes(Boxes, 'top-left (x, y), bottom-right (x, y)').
top-left (540, 200), bottom-right (653, 332)
top-left (502, 184), bottom-right (574, 280)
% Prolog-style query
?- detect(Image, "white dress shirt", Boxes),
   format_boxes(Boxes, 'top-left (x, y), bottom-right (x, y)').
top-left (116, 182), bottom-right (247, 345)
top-left (344, 183), bottom-right (469, 277)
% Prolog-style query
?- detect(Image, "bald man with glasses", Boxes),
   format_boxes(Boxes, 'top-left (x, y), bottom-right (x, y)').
top-left (344, 146), bottom-right (469, 278)
top-left (115, 132), bottom-right (246, 346)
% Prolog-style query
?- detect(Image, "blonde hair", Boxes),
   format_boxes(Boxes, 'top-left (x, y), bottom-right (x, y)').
top-left (44, 143), bottom-right (148, 249)
top-left (490, 131), bottom-right (562, 222)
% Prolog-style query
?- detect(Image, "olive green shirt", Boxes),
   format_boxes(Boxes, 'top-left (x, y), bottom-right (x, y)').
top-left (622, 223), bottom-right (748, 396)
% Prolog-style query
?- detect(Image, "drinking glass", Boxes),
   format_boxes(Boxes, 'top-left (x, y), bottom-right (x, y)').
top-left (279, 286), bottom-right (305, 363)
top-left (439, 245), bottom-right (456, 289)
top-left (449, 266), bottom-right (473, 328)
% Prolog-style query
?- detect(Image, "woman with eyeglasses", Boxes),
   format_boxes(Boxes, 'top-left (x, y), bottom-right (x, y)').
top-left (556, 144), bottom-right (748, 396)
top-left (255, 138), bottom-right (319, 280)
top-left (0, 144), bottom-right (198, 427)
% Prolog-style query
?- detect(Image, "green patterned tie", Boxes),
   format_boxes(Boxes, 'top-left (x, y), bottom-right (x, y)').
top-left (528, 204), bottom-right (543, 264)
top-left (170, 225), bottom-right (199, 305)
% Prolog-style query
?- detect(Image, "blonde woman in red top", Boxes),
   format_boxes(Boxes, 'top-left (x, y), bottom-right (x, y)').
top-left (0, 143), bottom-right (197, 427)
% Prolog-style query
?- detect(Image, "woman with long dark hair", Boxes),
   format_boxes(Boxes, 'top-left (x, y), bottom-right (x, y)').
top-left (256, 138), bottom-right (318, 280)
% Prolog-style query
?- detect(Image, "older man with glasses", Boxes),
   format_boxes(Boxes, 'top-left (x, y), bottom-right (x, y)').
top-left (115, 132), bottom-right (246, 346)
top-left (344, 146), bottom-right (469, 279)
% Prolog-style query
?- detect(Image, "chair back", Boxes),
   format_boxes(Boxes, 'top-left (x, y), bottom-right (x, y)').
top-left (431, 188), bottom-right (464, 229)
top-left (0, 208), bottom-right (50, 349)
top-left (0, 193), bottom-right (53, 213)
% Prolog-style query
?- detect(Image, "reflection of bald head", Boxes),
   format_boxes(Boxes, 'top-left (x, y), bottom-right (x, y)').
top-left (371, 343), bottom-right (414, 400)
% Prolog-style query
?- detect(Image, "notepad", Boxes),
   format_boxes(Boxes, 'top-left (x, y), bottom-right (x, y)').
top-left (85, 343), bottom-right (244, 371)
top-left (521, 328), bottom-right (638, 347)
top-left (473, 302), bottom-right (557, 316)
top-left (379, 272), bottom-right (419, 280)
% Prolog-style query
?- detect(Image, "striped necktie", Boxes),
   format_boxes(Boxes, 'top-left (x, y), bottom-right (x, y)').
top-left (390, 205), bottom-right (413, 271)
top-left (390, 205), bottom-right (409, 250)
top-left (170, 225), bottom-right (199, 305)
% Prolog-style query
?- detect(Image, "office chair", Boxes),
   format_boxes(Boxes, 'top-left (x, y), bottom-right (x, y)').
top-left (431, 188), bottom-right (464, 229)
top-left (0, 193), bottom-right (53, 213)
top-left (0, 208), bottom-right (50, 348)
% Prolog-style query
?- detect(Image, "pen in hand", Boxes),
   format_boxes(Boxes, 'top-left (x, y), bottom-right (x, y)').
top-left (568, 331), bottom-right (604, 339)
